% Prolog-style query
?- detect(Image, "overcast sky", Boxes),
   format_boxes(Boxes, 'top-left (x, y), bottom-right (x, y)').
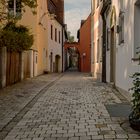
top-left (64, 0), bottom-right (91, 41)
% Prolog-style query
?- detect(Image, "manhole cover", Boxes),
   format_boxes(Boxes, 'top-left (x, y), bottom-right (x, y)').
top-left (105, 104), bottom-right (132, 117)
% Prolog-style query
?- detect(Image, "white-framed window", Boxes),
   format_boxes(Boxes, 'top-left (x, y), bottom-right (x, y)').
top-left (118, 11), bottom-right (124, 45)
top-left (134, 3), bottom-right (140, 58)
top-left (8, 0), bottom-right (21, 17)
top-left (55, 28), bottom-right (57, 42)
top-left (97, 39), bottom-right (100, 63)
top-left (59, 31), bottom-right (61, 44)
top-left (107, 28), bottom-right (111, 51)
top-left (51, 25), bottom-right (53, 40)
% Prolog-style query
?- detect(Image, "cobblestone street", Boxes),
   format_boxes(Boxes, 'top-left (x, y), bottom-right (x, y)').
top-left (0, 72), bottom-right (140, 140)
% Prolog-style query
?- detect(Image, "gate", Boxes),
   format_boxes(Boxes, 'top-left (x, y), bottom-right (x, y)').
top-left (6, 51), bottom-right (21, 86)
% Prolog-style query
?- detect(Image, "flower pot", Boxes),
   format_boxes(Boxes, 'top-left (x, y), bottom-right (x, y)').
top-left (129, 112), bottom-right (140, 131)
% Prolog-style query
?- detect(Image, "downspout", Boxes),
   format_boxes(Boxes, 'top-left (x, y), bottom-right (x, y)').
top-left (101, 14), bottom-right (107, 83)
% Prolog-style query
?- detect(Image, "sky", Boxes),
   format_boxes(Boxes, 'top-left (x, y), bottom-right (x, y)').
top-left (64, 0), bottom-right (91, 41)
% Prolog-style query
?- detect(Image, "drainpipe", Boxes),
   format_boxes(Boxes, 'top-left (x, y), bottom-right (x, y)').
top-left (102, 15), bottom-right (107, 83)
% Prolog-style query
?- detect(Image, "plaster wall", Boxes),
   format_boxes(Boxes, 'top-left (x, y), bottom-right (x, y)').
top-left (19, 0), bottom-right (49, 76)
top-left (92, 2), bottom-right (103, 80)
top-left (79, 15), bottom-right (91, 73)
top-left (106, 0), bottom-right (140, 99)
top-left (47, 18), bottom-right (63, 73)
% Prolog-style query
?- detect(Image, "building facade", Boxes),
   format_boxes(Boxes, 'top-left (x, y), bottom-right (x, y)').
top-left (78, 15), bottom-right (91, 72)
top-left (91, 0), bottom-right (103, 81)
top-left (101, 0), bottom-right (140, 100)
top-left (21, 0), bottom-right (64, 74)
top-left (0, 0), bottom-right (65, 88)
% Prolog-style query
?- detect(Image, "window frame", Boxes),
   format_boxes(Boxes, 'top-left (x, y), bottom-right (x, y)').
top-left (118, 11), bottom-right (125, 45)
top-left (55, 28), bottom-right (57, 42)
top-left (51, 25), bottom-right (53, 40)
top-left (97, 39), bottom-right (100, 63)
top-left (8, 0), bottom-right (21, 17)
top-left (59, 31), bottom-right (61, 44)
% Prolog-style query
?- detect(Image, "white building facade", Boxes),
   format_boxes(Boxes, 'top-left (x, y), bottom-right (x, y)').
top-left (47, 17), bottom-right (63, 73)
top-left (105, 0), bottom-right (140, 100)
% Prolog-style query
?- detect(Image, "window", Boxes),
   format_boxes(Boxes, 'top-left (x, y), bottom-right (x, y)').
top-left (134, 3), bottom-right (140, 58)
top-left (97, 39), bottom-right (100, 63)
top-left (107, 28), bottom-right (111, 51)
top-left (118, 11), bottom-right (124, 44)
top-left (55, 28), bottom-right (57, 42)
top-left (93, 42), bottom-right (95, 64)
top-left (51, 25), bottom-right (53, 40)
top-left (59, 31), bottom-right (61, 43)
top-left (8, 0), bottom-right (21, 16)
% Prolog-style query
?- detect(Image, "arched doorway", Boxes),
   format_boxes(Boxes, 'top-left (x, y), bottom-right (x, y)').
top-left (64, 42), bottom-right (80, 71)
top-left (55, 55), bottom-right (60, 72)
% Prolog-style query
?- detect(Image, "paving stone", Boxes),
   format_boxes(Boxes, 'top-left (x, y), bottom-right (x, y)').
top-left (1, 72), bottom-right (137, 140)
top-left (68, 137), bottom-right (79, 140)
top-left (116, 134), bottom-right (128, 139)
top-left (79, 136), bottom-right (91, 140)
top-left (104, 135), bottom-right (116, 139)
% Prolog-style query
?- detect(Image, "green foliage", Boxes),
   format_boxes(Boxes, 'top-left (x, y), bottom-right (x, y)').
top-left (0, 22), bottom-right (33, 52)
top-left (129, 46), bottom-right (140, 119)
top-left (67, 31), bottom-right (75, 43)
top-left (130, 72), bottom-right (140, 119)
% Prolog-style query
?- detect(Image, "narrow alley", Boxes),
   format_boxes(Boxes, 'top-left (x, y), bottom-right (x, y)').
top-left (0, 72), bottom-right (139, 140)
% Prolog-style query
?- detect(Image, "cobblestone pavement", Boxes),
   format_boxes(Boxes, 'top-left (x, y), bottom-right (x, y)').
top-left (0, 73), bottom-right (62, 139)
top-left (1, 72), bottom-right (140, 140)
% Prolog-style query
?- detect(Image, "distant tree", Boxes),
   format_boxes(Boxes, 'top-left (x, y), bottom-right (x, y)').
top-left (0, 0), bottom-right (37, 24)
top-left (67, 31), bottom-right (75, 43)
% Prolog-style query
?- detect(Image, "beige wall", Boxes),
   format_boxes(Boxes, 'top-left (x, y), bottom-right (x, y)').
top-left (19, 0), bottom-right (49, 76)
top-left (91, 0), bottom-right (103, 81)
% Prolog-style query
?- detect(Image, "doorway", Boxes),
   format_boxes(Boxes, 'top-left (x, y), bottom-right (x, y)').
top-left (110, 27), bottom-right (116, 84)
top-left (55, 55), bottom-right (60, 72)
top-left (50, 52), bottom-right (53, 72)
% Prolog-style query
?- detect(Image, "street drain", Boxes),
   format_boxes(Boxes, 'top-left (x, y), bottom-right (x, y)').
top-left (105, 104), bottom-right (132, 117)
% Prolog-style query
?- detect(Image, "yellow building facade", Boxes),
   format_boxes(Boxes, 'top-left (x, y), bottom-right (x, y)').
top-left (19, 0), bottom-right (49, 77)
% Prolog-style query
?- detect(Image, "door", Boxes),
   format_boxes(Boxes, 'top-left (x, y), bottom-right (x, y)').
top-left (110, 27), bottom-right (116, 84)
top-left (50, 52), bottom-right (53, 72)
top-left (55, 55), bottom-right (60, 72)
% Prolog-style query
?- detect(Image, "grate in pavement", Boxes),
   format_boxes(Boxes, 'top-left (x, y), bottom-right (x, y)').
top-left (105, 103), bottom-right (132, 117)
